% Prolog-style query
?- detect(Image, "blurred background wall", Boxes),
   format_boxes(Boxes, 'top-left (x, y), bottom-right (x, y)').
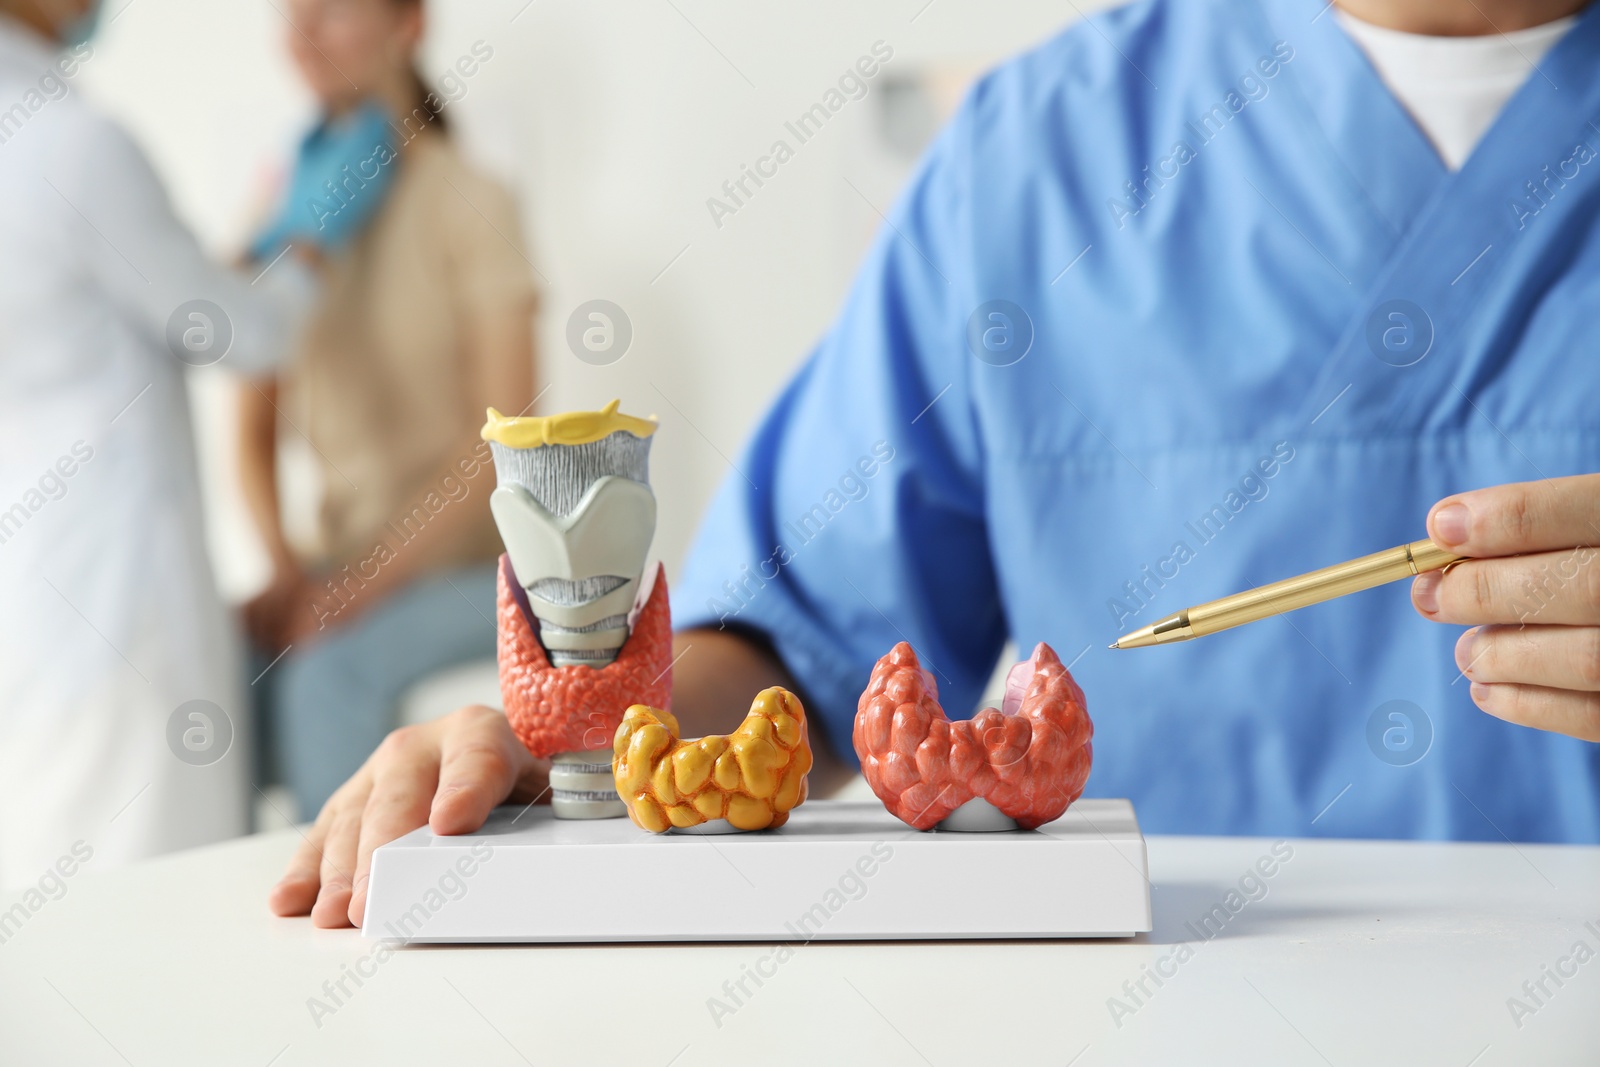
top-left (78, 0), bottom-right (1110, 605)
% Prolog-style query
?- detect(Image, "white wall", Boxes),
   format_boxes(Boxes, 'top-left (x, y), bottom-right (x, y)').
top-left (79, 0), bottom-right (1110, 598)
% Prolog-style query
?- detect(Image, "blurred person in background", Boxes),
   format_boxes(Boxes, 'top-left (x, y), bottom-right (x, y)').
top-left (240, 0), bottom-right (538, 821)
top-left (0, 0), bottom-right (325, 887)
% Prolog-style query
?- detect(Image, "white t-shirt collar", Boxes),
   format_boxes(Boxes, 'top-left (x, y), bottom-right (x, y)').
top-left (1335, 8), bottom-right (1578, 169)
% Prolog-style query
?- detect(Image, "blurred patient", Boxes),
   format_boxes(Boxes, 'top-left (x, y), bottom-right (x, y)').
top-left (240, 0), bottom-right (537, 819)
top-left (0, 0), bottom-right (316, 887)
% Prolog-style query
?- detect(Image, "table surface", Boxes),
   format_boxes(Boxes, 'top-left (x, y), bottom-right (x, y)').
top-left (1, 826), bottom-right (1596, 1066)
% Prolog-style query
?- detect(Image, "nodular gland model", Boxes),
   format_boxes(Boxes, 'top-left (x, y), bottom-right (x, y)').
top-left (854, 642), bottom-right (1094, 831)
top-left (613, 687), bottom-right (813, 834)
top-left (483, 400), bottom-right (674, 819)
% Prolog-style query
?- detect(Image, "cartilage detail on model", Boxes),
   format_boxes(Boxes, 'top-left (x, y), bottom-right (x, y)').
top-left (485, 400), bottom-right (657, 668)
top-left (483, 400), bottom-right (670, 819)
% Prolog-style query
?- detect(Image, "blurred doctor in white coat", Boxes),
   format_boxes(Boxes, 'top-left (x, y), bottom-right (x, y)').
top-left (0, 0), bottom-right (319, 888)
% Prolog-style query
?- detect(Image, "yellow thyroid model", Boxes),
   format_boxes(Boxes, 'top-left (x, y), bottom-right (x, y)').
top-left (613, 688), bottom-right (813, 833)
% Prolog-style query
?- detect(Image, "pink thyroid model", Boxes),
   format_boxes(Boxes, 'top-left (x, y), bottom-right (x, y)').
top-left (496, 557), bottom-right (673, 758)
top-left (853, 642), bottom-right (1093, 831)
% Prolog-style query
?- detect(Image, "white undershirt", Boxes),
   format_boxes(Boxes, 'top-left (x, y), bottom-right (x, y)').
top-left (1335, 9), bottom-right (1577, 169)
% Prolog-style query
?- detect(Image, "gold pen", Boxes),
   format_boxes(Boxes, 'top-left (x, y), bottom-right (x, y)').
top-left (1110, 538), bottom-right (1467, 649)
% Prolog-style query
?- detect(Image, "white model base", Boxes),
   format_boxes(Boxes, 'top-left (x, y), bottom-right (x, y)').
top-left (361, 798), bottom-right (1150, 943)
top-left (938, 796), bottom-right (1020, 832)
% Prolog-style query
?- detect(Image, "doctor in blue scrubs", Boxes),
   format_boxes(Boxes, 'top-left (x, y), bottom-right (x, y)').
top-left (273, 0), bottom-right (1600, 929)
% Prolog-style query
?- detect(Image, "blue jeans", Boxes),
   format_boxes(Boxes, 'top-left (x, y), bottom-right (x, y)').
top-left (256, 563), bottom-right (498, 819)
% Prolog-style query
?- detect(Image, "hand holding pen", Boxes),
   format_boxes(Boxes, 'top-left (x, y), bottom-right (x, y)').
top-left (1114, 473), bottom-right (1600, 743)
top-left (1412, 474), bottom-right (1600, 742)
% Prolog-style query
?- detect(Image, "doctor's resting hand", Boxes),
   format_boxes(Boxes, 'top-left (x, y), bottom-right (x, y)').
top-left (267, 702), bottom-right (546, 927)
top-left (269, 628), bottom-right (845, 927)
top-left (1414, 473), bottom-right (1600, 742)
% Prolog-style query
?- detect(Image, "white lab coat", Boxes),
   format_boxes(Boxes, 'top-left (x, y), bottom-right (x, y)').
top-left (0, 17), bottom-right (312, 888)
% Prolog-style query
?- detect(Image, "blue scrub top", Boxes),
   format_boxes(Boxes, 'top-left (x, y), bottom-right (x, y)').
top-left (672, 0), bottom-right (1600, 843)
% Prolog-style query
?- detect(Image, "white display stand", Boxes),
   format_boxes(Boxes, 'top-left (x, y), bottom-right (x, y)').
top-left (362, 798), bottom-right (1151, 942)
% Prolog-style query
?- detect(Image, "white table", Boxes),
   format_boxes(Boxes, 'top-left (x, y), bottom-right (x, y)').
top-left (1, 828), bottom-right (1595, 1066)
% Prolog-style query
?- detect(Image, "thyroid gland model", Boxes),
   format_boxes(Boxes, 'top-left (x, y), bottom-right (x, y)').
top-left (483, 401), bottom-right (673, 819)
top-left (854, 642), bottom-right (1093, 831)
top-left (613, 688), bottom-right (813, 833)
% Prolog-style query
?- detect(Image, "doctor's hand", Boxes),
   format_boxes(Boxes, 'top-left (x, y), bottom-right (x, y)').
top-left (268, 705), bottom-right (548, 928)
top-left (248, 102), bottom-right (398, 260)
top-left (1412, 474), bottom-right (1600, 742)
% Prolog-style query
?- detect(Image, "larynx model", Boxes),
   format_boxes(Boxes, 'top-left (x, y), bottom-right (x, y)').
top-left (854, 642), bottom-right (1093, 831)
top-left (613, 687), bottom-right (813, 833)
top-left (483, 401), bottom-right (673, 819)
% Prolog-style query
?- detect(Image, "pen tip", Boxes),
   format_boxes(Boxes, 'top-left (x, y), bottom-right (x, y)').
top-left (1107, 642), bottom-right (1118, 649)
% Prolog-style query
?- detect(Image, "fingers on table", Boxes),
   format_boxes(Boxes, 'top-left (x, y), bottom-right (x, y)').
top-left (430, 707), bottom-right (533, 836)
top-left (312, 805), bottom-right (364, 928)
top-left (1413, 549), bottom-right (1600, 626)
top-left (346, 725), bottom-right (445, 927)
top-left (1457, 625), bottom-right (1600, 692)
top-left (268, 819), bottom-right (328, 917)
top-left (1468, 680), bottom-right (1600, 743)
top-left (1430, 474), bottom-right (1600, 557)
